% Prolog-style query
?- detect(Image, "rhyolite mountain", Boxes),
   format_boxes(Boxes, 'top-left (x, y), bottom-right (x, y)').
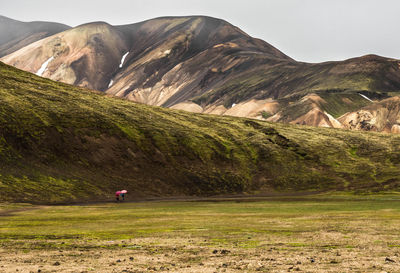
top-left (2, 16), bottom-right (400, 132)
top-left (0, 15), bottom-right (70, 57)
top-left (1, 61), bottom-right (400, 203)
top-left (339, 96), bottom-right (400, 133)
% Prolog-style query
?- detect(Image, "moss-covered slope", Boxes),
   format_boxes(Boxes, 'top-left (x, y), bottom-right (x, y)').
top-left (1, 62), bottom-right (400, 203)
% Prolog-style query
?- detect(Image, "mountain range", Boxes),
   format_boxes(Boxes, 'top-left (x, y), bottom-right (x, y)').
top-left (1, 15), bottom-right (400, 132)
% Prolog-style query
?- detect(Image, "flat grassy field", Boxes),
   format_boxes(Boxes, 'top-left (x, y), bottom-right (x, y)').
top-left (1, 195), bottom-right (400, 272)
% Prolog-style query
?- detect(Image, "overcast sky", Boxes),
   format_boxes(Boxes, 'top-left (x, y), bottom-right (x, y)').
top-left (1, 0), bottom-right (399, 63)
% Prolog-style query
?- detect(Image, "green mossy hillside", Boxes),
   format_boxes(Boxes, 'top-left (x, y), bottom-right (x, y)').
top-left (1, 62), bottom-right (400, 203)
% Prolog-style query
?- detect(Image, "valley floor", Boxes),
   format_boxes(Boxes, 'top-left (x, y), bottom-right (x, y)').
top-left (1, 195), bottom-right (400, 272)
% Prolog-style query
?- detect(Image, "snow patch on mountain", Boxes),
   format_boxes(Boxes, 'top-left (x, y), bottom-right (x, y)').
top-left (324, 111), bottom-right (343, 128)
top-left (119, 52), bottom-right (129, 68)
top-left (36, 56), bottom-right (54, 76)
top-left (108, 79), bottom-right (114, 88)
top-left (359, 93), bottom-right (373, 102)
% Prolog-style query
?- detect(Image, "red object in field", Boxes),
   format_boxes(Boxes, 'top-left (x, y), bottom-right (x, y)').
top-left (115, 191), bottom-right (121, 195)
top-left (121, 190), bottom-right (128, 194)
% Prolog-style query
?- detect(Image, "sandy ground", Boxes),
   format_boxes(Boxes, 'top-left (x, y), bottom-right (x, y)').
top-left (1, 236), bottom-right (400, 273)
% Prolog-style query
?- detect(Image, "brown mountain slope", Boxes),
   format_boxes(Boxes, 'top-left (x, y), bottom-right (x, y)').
top-left (107, 16), bottom-right (293, 106)
top-left (2, 16), bottom-right (292, 94)
top-left (1, 22), bottom-right (129, 90)
top-left (0, 15), bottom-right (70, 57)
top-left (2, 16), bottom-right (400, 131)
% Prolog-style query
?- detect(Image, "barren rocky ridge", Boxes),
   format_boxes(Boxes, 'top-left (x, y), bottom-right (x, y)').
top-left (0, 15), bottom-right (70, 57)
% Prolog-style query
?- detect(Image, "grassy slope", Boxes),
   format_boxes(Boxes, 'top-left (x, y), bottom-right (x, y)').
top-left (1, 62), bottom-right (400, 203)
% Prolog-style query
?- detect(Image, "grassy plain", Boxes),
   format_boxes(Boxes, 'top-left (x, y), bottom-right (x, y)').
top-left (1, 195), bottom-right (400, 272)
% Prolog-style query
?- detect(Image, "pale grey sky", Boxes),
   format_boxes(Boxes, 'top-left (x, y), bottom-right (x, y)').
top-left (1, 0), bottom-right (399, 62)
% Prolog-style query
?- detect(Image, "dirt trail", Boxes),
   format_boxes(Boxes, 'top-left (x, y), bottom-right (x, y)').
top-left (0, 191), bottom-right (322, 218)
top-left (49, 191), bottom-right (324, 206)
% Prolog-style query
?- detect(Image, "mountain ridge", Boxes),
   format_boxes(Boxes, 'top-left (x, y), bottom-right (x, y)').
top-left (0, 15), bottom-right (70, 57)
top-left (1, 15), bottom-right (400, 132)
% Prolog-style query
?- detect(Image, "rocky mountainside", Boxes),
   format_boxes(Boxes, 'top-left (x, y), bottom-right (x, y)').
top-left (339, 96), bottom-right (400, 133)
top-left (2, 16), bottom-right (400, 131)
top-left (1, 61), bottom-right (400, 203)
top-left (0, 15), bottom-right (70, 57)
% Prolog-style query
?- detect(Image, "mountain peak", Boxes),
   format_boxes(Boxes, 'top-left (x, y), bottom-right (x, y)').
top-left (76, 21), bottom-right (113, 28)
